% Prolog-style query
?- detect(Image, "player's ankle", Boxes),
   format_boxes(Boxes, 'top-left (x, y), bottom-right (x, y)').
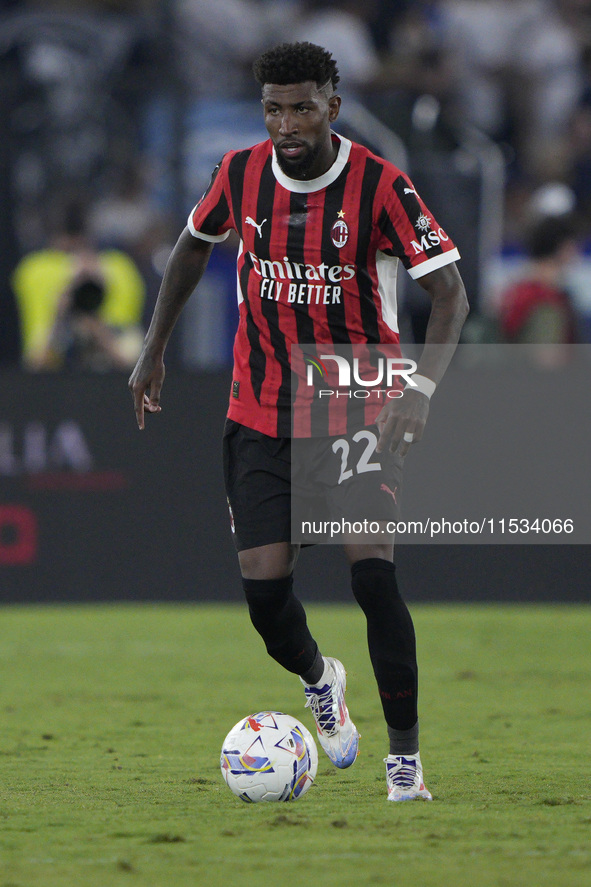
top-left (300, 649), bottom-right (327, 686)
top-left (387, 721), bottom-right (419, 756)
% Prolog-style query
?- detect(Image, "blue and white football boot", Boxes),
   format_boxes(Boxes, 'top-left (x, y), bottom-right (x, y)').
top-left (301, 657), bottom-right (359, 769)
top-left (385, 752), bottom-right (433, 801)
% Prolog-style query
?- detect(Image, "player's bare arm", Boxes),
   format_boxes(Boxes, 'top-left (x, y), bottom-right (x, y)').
top-left (129, 228), bottom-right (214, 429)
top-left (376, 262), bottom-right (469, 455)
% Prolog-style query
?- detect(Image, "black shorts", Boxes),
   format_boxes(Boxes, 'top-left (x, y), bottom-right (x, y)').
top-left (222, 419), bottom-right (403, 551)
top-left (223, 419), bottom-right (291, 551)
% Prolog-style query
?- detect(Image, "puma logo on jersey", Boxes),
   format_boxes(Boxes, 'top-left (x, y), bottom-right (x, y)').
top-left (404, 187), bottom-right (417, 195)
top-left (245, 217), bottom-right (267, 237)
top-left (381, 483), bottom-right (398, 503)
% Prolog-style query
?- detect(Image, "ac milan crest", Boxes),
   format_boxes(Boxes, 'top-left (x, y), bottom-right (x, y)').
top-left (331, 218), bottom-right (349, 248)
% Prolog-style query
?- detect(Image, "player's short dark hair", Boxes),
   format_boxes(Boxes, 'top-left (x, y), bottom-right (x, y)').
top-left (252, 42), bottom-right (339, 91)
top-left (525, 215), bottom-right (578, 259)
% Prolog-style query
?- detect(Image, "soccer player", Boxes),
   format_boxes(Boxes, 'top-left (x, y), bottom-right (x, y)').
top-left (129, 42), bottom-right (468, 801)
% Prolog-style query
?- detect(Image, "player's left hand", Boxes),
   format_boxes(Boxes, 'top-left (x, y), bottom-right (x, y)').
top-left (375, 389), bottom-right (430, 456)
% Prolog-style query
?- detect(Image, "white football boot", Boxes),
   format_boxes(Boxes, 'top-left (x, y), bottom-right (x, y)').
top-left (385, 752), bottom-right (433, 801)
top-left (301, 657), bottom-right (359, 768)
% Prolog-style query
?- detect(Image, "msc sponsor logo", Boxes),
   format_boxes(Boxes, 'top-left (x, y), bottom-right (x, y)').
top-left (410, 227), bottom-right (450, 255)
top-left (415, 212), bottom-right (432, 232)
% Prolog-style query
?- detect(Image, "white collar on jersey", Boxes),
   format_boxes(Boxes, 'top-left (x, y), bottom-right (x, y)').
top-left (271, 132), bottom-right (352, 193)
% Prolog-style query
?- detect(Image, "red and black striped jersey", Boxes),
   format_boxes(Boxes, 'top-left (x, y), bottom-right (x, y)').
top-left (188, 133), bottom-right (460, 437)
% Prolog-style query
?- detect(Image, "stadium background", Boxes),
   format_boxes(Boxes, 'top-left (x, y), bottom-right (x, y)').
top-left (1, 0), bottom-right (589, 603)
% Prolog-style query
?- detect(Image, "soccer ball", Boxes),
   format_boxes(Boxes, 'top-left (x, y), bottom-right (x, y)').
top-left (220, 711), bottom-right (318, 803)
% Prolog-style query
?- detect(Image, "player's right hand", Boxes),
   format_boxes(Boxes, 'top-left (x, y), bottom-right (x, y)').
top-left (128, 351), bottom-right (165, 430)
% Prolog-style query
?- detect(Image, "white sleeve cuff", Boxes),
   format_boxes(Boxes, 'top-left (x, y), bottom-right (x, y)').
top-left (187, 213), bottom-right (230, 242)
top-left (407, 248), bottom-right (460, 280)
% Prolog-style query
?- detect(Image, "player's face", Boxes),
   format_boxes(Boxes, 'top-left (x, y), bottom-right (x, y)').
top-left (262, 81), bottom-right (341, 180)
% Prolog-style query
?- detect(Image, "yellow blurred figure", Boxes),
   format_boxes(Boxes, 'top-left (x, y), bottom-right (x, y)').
top-left (12, 204), bottom-right (145, 371)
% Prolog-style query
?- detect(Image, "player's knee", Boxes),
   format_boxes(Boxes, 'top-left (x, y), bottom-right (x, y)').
top-left (242, 574), bottom-right (304, 652)
top-left (344, 543), bottom-right (393, 566)
top-left (238, 542), bottom-right (298, 579)
top-left (242, 575), bottom-right (293, 624)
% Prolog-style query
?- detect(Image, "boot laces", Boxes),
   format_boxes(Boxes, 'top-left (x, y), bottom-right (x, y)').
top-left (387, 759), bottom-right (417, 788)
top-left (304, 683), bottom-right (338, 736)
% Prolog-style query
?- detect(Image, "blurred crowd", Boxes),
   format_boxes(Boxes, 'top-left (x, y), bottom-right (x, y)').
top-left (2, 0), bottom-right (591, 370)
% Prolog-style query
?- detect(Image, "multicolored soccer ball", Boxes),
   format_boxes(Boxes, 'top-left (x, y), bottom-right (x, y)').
top-left (220, 711), bottom-right (318, 802)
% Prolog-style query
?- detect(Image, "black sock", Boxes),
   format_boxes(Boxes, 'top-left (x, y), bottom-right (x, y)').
top-left (242, 574), bottom-right (319, 676)
top-left (300, 648), bottom-right (325, 685)
top-left (388, 722), bottom-right (419, 756)
top-left (351, 558), bottom-right (418, 732)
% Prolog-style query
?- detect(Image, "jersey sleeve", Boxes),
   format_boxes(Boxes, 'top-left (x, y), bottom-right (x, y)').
top-left (375, 171), bottom-right (460, 279)
top-left (187, 154), bottom-right (234, 242)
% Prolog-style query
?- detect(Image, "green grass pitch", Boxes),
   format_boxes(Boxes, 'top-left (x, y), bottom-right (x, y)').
top-left (0, 602), bottom-right (590, 887)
